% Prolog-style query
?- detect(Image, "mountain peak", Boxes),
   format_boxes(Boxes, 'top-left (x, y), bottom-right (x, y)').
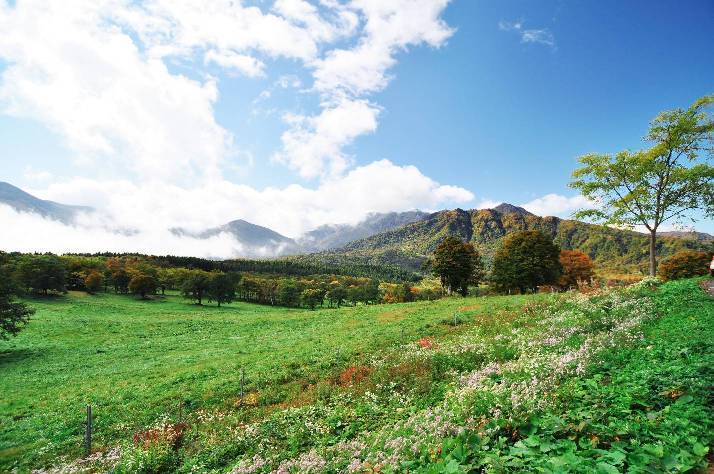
top-left (492, 203), bottom-right (534, 217)
top-left (0, 181), bottom-right (93, 223)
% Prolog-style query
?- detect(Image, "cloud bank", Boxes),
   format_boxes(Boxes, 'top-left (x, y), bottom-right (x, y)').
top-left (0, 0), bottom-right (475, 256)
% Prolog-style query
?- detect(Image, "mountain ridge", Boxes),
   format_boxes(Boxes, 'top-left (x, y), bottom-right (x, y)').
top-left (0, 181), bottom-right (93, 224)
top-left (315, 205), bottom-right (713, 274)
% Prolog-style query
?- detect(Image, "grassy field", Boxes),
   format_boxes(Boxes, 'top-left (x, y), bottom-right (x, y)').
top-left (0, 290), bottom-right (537, 472)
top-left (2, 280), bottom-right (712, 473)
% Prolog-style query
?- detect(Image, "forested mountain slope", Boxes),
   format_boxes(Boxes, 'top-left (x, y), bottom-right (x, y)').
top-left (317, 205), bottom-right (712, 274)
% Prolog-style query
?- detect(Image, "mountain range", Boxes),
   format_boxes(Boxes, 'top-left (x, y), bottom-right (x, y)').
top-left (310, 205), bottom-right (713, 274)
top-left (0, 181), bottom-right (93, 224)
top-left (1, 181), bottom-right (711, 272)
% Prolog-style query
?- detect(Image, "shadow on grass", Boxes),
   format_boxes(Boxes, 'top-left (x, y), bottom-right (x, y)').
top-left (0, 348), bottom-right (41, 367)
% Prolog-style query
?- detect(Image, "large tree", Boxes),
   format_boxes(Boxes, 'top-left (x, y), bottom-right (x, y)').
top-left (0, 265), bottom-right (34, 339)
top-left (431, 236), bottom-right (484, 297)
top-left (17, 254), bottom-right (67, 295)
top-left (181, 270), bottom-right (211, 305)
top-left (491, 231), bottom-right (561, 293)
top-left (558, 250), bottom-right (595, 289)
top-left (207, 273), bottom-right (236, 307)
top-left (128, 274), bottom-right (157, 299)
top-left (571, 95), bottom-right (714, 276)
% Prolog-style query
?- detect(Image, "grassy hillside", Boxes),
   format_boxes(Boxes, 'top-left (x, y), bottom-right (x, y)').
top-left (0, 290), bottom-right (535, 472)
top-left (321, 208), bottom-right (712, 275)
top-left (2, 279), bottom-right (712, 473)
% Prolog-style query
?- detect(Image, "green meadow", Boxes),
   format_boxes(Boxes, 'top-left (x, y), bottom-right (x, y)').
top-left (0, 290), bottom-right (535, 471)
top-left (2, 280), bottom-right (713, 473)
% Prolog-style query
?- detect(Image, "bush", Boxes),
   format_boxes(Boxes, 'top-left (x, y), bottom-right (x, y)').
top-left (658, 250), bottom-right (711, 281)
top-left (558, 249), bottom-right (594, 289)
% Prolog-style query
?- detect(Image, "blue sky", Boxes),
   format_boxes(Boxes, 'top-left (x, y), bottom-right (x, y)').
top-left (0, 0), bottom-right (712, 255)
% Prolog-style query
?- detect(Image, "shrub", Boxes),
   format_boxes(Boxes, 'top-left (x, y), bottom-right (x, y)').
top-left (558, 249), bottom-right (594, 289)
top-left (658, 250), bottom-right (712, 281)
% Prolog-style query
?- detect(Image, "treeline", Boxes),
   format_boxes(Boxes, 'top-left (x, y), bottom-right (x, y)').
top-left (67, 252), bottom-right (420, 282)
top-left (0, 252), bottom-right (439, 309)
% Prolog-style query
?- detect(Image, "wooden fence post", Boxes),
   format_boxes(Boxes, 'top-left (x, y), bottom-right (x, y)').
top-left (84, 404), bottom-right (92, 456)
top-left (240, 367), bottom-right (245, 399)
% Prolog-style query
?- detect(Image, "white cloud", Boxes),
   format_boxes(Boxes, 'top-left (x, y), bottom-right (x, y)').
top-left (204, 49), bottom-right (265, 77)
top-left (274, 98), bottom-right (380, 178)
top-left (520, 193), bottom-right (594, 217)
top-left (476, 199), bottom-right (501, 210)
top-left (278, 0), bottom-right (455, 177)
top-left (0, 0), bottom-right (472, 256)
top-left (0, 1), bottom-right (230, 185)
top-left (499, 19), bottom-right (555, 49)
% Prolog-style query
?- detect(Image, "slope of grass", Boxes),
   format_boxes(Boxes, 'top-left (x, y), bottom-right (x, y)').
top-left (4, 279), bottom-right (712, 473)
top-left (0, 291), bottom-right (536, 472)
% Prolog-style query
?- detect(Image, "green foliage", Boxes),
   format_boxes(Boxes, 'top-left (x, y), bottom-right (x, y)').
top-left (408, 279), bottom-right (714, 473)
top-left (431, 236), bottom-right (483, 296)
top-left (207, 273), bottom-right (237, 307)
top-left (16, 254), bottom-right (67, 295)
top-left (571, 94), bottom-right (714, 275)
top-left (180, 270), bottom-right (211, 305)
top-left (491, 230), bottom-right (562, 292)
top-left (0, 265), bottom-right (34, 339)
top-left (658, 250), bottom-right (712, 281)
top-left (300, 288), bottom-right (324, 310)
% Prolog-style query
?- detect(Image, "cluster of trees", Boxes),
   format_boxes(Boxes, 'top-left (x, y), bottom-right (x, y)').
top-left (658, 250), bottom-right (713, 281)
top-left (0, 252), bottom-right (439, 315)
top-left (432, 231), bottom-right (597, 296)
top-left (234, 274), bottom-right (439, 309)
top-left (68, 252), bottom-right (420, 283)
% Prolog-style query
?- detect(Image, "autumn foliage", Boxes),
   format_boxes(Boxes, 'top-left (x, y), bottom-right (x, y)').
top-left (558, 250), bottom-right (595, 289)
top-left (658, 250), bottom-right (712, 281)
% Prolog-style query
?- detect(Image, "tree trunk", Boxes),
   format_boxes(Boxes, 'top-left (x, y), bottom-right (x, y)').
top-left (649, 230), bottom-right (657, 277)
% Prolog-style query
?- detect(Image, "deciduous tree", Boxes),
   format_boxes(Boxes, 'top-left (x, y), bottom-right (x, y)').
top-left (181, 270), bottom-right (211, 305)
top-left (571, 95), bottom-right (714, 276)
top-left (208, 273), bottom-right (236, 307)
top-left (0, 265), bottom-right (34, 339)
top-left (431, 236), bottom-right (484, 296)
top-left (559, 250), bottom-right (595, 289)
top-left (84, 271), bottom-right (103, 294)
top-left (128, 274), bottom-right (157, 299)
top-left (491, 231), bottom-right (561, 293)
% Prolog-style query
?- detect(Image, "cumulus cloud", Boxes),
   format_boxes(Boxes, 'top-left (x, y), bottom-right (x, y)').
top-left (276, 0), bottom-right (455, 177)
top-left (0, 0), bottom-right (470, 256)
top-left (499, 20), bottom-right (555, 49)
top-left (0, 1), bottom-right (230, 184)
top-left (274, 99), bottom-right (380, 178)
top-left (520, 193), bottom-right (595, 217)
